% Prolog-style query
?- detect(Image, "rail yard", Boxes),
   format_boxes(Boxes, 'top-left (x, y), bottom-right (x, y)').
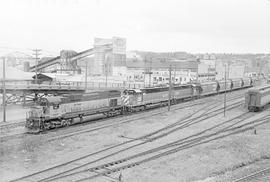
top-left (1, 80), bottom-right (270, 182)
top-left (1, 1), bottom-right (270, 181)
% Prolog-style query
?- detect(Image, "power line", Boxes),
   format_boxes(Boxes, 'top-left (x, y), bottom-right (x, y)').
top-left (0, 46), bottom-right (58, 55)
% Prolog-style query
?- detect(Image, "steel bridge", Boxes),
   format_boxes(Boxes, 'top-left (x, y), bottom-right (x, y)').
top-left (0, 81), bottom-right (85, 104)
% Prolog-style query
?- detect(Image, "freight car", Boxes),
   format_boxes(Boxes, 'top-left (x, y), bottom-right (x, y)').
top-left (26, 78), bottom-right (255, 133)
top-left (245, 85), bottom-right (270, 112)
top-left (26, 90), bottom-right (122, 132)
top-left (192, 78), bottom-right (252, 97)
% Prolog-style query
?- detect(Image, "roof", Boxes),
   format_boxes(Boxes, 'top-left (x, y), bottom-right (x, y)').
top-left (45, 96), bottom-right (63, 104)
top-left (33, 73), bottom-right (54, 81)
top-left (94, 38), bottom-right (113, 46)
top-left (0, 65), bottom-right (34, 80)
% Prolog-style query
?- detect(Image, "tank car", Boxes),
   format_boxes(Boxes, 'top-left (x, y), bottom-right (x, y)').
top-left (26, 90), bottom-right (122, 133)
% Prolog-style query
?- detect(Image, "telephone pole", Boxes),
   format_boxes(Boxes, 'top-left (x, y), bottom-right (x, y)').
top-left (224, 64), bottom-right (227, 117)
top-left (32, 49), bottom-right (42, 84)
top-left (168, 64), bottom-right (172, 111)
top-left (2, 57), bottom-right (6, 122)
top-left (85, 60), bottom-right (88, 90)
top-left (174, 64), bottom-right (176, 84)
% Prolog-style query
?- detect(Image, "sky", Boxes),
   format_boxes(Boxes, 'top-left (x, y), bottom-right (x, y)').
top-left (0, 0), bottom-right (269, 56)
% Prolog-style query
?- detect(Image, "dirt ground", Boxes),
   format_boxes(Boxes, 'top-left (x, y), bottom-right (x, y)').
top-left (1, 91), bottom-right (270, 182)
top-left (0, 105), bottom-right (29, 123)
top-left (121, 113), bottom-right (270, 182)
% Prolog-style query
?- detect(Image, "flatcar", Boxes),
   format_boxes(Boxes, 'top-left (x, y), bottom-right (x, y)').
top-left (245, 85), bottom-right (270, 112)
top-left (26, 90), bottom-right (122, 132)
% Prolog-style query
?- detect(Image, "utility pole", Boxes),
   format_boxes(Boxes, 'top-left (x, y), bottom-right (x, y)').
top-left (174, 64), bottom-right (176, 84)
top-left (168, 64), bottom-right (172, 111)
top-left (32, 49), bottom-right (42, 84)
top-left (105, 62), bottom-right (108, 88)
top-left (143, 56), bottom-right (146, 87)
top-left (148, 59), bottom-right (152, 87)
top-left (224, 64), bottom-right (227, 117)
top-left (196, 59), bottom-right (199, 83)
top-left (85, 60), bottom-right (88, 90)
top-left (2, 57), bottom-right (6, 122)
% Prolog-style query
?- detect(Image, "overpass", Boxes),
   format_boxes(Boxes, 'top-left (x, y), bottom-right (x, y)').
top-left (29, 44), bottom-right (112, 72)
top-left (0, 82), bottom-right (85, 95)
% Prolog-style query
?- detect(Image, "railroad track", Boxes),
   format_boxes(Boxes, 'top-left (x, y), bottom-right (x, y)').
top-left (1, 88), bottom-right (245, 142)
top-left (0, 121), bottom-right (25, 130)
top-left (232, 167), bottom-right (270, 182)
top-left (9, 96), bottom-right (246, 182)
top-left (66, 113), bottom-right (270, 182)
top-left (0, 99), bottom-right (207, 142)
top-left (40, 107), bottom-right (255, 182)
top-left (33, 92), bottom-right (247, 143)
top-left (1, 90), bottom-right (241, 142)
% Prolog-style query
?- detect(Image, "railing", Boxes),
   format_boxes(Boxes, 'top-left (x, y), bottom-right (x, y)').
top-left (0, 80), bottom-right (145, 90)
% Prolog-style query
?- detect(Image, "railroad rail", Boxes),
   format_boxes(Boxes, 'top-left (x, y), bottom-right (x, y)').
top-left (38, 101), bottom-right (249, 182)
top-left (9, 94), bottom-right (247, 182)
top-left (0, 121), bottom-right (25, 130)
top-left (1, 89), bottom-right (244, 141)
top-left (69, 113), bottom-right (270, 182)
top-left (232, 167), bottom-right (270, 182)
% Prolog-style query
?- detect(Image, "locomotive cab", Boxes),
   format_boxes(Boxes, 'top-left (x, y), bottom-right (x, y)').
top-left (26, 99), bottom-right (48, 132)
top-left (122, 89), bottom-right (143, 106)
top-left (26, 97), bottom-right (63, 132)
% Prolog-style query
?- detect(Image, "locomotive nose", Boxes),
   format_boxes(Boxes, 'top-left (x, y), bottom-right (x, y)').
top-left (121, 95), bottom-right (130, 106)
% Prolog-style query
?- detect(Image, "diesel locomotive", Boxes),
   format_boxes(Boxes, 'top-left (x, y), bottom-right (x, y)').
top-left (26, 78), bottom-right (253, 133)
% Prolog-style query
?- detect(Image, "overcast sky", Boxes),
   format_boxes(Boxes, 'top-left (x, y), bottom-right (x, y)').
top-left (0, 0), bottom-right (269, 56)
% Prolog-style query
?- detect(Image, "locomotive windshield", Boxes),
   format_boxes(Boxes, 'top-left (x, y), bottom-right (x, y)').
top-left (123, 90), bottom-right (136, 95)
top-left (39, 99), bottom-right (48, 106)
